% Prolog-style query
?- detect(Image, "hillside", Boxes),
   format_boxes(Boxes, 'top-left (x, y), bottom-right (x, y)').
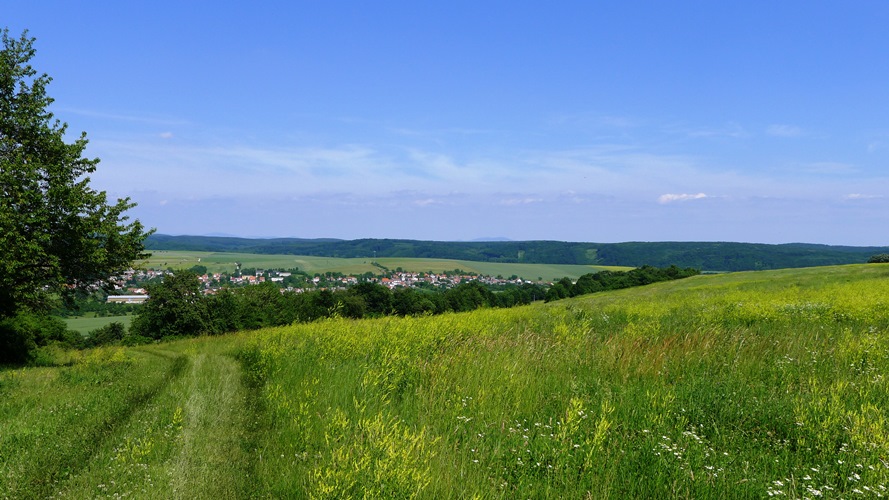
top-left (145, 234), bottom-right (889, 271)
top-left (5, 264), bottom-right (889, 497)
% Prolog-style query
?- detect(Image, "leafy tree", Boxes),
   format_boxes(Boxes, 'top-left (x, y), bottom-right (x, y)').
top-left (392, 288), bottom-right (435, 316)
top-left (336, 293), bottom-right (367, 319)
top-left (0, 30), bottom-right (150, 362)
top-left (234, 282), bottom-right (284, 329)
top-left (572, 273), bottom-right (604, 296)
top-left (868, 254), bottom-right (889, 263)
top-left (545, 283), bottom-right (569, 302)
top-left (0, 311), bottom-right (77, 363)
top-left (189, 264), bottom-right (209, 275)
top-left (446, 282), bottom-right (495, 312)
top-left (204, 288), bottom-right (241, 334)
top-left (349, 282), bottom-right (392, 316)
top-left (130, 272), bottom-right (207, 339)
top-left (0, 30), bottom-right (151, 318)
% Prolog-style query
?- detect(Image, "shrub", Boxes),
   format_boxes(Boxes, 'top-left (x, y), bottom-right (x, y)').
top-left (0, 314), bottom-right (36, 364)
top-left (84, 322), bottom-right (126, 347)
top-left (0, 312), bottom-right (78, 364)
top-left (868, 254), bottom-right (889, 263)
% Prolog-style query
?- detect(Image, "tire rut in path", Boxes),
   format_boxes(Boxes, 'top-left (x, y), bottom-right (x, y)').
top-left (166, 351), bottom-right (251, 498)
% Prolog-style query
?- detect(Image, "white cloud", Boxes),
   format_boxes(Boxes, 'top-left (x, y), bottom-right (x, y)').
top-left (845, 193), bottom-right (883, 200)
top-left (499, 197), bottom-right (544, 206)
top-left (58, 107), bottom-right (189, 126)
top-left (159, 132), bottom-right (174, 139)
top-left (658, 193), bottom-right (709, 204)
top-left (413, 198), bottom-right (443, 207)
top-left (686, 122), bottom-right (747, 139)
top-left (766, 124), bottom-right (804, 137)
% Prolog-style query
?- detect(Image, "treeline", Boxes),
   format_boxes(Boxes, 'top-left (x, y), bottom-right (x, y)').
top-left (145, 235), bottom-right (596, 265)
top-left (127, 273), bottom-right (547, 341)
top-left (51, 297), bottom-right (141, 318)
top-left (129, 266), bottom-right (699, 341)
top-left (545, 265), bottom-right (701, 302)
top-left (145, 235), bottom-right (889, 271)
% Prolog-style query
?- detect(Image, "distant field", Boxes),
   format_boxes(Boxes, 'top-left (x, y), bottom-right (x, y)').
top-left (140, 250), bottom-right (630, 281)
top-left (64, 315), bottom-right (133, 335)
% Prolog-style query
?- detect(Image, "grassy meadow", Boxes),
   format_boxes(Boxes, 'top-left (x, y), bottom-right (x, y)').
top-left (139, 250), bottom-right (628, 281)
top-left (64, 314), bottom-right (134, 335)
top-left (4, 264), bottom-right (889, 497)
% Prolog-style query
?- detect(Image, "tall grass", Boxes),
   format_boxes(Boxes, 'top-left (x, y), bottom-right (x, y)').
top-left (237, 264), bottom-right (889, 498)
top-left (5, 264), bottom-right (889, 497)
top-left (0, 338), bottom-right (252, 498)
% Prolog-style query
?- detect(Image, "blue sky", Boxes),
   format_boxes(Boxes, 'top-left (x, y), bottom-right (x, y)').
top-left (6, 2), bottom-right (889, 244)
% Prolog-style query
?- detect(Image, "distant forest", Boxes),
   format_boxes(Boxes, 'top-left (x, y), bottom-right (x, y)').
top-left (145, 235), bottom-right (889, 272)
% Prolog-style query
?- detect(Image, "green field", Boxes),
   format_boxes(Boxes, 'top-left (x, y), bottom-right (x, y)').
top-left (140, 250), bottom-right (629, 281)
top-left (6, 264), bottom-right (889, 497)
top-left (64, 315), bottom-right (134, 334)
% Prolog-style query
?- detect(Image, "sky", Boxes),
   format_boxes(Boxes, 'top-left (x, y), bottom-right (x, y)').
top-left (6, 1), bottom-right (889, 245)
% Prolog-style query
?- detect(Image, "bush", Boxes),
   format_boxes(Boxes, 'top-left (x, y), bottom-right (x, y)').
top-left (84, 322), bottom-right (126, 347)
top-left (0, 315), bottom-right (36, 364)
top-left (868, 254), bottom-right (889, 263)
top-left (0, 312), bottom-right (78, 364)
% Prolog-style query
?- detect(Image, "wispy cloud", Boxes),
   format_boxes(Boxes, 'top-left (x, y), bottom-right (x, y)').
top-left (685, 122), bottom-right (747, 139)
top-left (766, 124), bottom-right (804, 137)
top-left (499, 197), bottom-right (545, 206)
top-left (845, 193), bottom-right (883, 200)
top-left (658, 193), bottom-right (709, 204)
top-left (549, 112), bottom-right (643, 129)
top-left (803, 162), bottom-right (857, 175)
top-left (56, 107), bottom-right (189, 126)
top-left (412, 198), bottom-right (444, 207)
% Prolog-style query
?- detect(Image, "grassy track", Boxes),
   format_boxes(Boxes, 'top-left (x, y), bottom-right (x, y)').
top-left (0, 339), bottom-right (251, 499)
top-left (167, 348), bottom-right (250, 497)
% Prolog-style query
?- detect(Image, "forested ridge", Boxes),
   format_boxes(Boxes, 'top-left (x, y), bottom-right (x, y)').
top-left (146, 234), bottom-right (889, 271)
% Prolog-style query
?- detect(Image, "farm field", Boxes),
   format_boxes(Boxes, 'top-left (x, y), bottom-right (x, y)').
top-left (64, 315), bottom-right (134, 335)
top-left (4, 264), bottom-right (889, 497)
top-left (139, 250), bottom-right (629, 281)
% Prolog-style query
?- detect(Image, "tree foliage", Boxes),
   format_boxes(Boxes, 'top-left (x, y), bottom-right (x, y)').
top-left (544, 265), bottom-right (701, 302)
top-left (130, 272), bottom-right (207, 340)
top-left (0, 29), bottom-right (151, 319)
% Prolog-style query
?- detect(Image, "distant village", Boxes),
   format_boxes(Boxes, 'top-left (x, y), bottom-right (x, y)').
top-left (108, 266), bottom-right (542, 303)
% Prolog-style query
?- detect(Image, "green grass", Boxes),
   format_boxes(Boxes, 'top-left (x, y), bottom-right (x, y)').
top-left (64, 314), bottom-right (134, 334)
top-left (6, 264), bottom-right (889, 497)
top-left (140, 250), bottom-right (629, 281)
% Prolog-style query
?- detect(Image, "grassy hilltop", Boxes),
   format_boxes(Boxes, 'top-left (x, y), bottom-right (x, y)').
top-left (4, 264), bottom-right (889, 497)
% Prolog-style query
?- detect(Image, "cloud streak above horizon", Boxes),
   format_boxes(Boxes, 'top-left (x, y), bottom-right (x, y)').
top-left (10, 1), bottom-right (889, 245)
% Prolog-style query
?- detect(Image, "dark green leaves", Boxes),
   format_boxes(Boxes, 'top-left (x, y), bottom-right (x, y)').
top-left (0, 29), bottom-right (151, 320)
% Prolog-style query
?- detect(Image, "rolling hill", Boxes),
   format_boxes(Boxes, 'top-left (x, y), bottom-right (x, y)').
top-left (145, 234), bottom-right (889, 271)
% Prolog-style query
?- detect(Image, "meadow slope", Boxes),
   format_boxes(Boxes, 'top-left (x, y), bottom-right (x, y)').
top-left (4, 264), bottom-right (889, 498)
